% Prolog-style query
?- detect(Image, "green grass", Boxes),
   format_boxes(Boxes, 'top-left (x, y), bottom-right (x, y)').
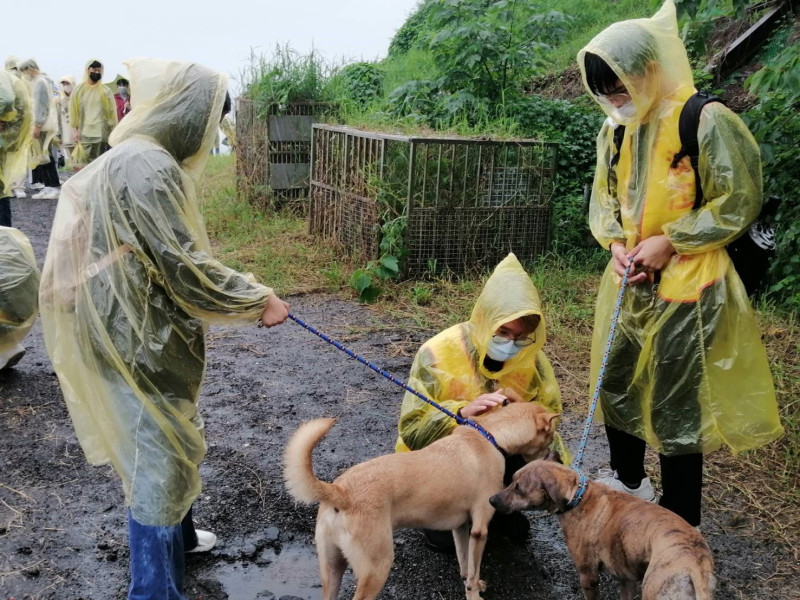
top-left (198, 156), bottom-right (342, 295)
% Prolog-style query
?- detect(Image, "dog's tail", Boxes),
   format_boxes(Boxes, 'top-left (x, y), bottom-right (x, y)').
top-left (283, 418), bottom-right (350, 509)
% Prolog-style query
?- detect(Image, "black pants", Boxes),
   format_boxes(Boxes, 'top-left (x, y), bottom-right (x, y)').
top-left (180, 505), bottom-right (198, 551)
top-left (0, 197), bottom-right (10, 227)
top-left (32, 158), bottom-right (60, 188)
top-left (606, 425), bottom-right (703, 526)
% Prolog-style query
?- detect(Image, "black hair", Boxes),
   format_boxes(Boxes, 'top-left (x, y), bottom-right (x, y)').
top-left (89, 60), bottom-right (102, 69)
top-left (583, 52), bottom-right (620, 96)
top-left (221, 92), bottom-right (231, 119)
top-left (117, 78), bottom-right (129, 86)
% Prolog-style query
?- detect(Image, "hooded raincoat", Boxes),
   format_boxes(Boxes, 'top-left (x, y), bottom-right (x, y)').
top-left (0, 227), bottom-right (40, 355)
top-left (396, 254), bottom-right (567, 459)
top-left (0, 70), bottom-right (32, 197)
top-left (40, 59), bottom-right (273, 526)
top-left (58, 75), bottom-right (76, 148)
top-left (24, 70), bottom-right (59, 167)
top-left (69, 59), bottom-right (116, 147)
top-left (578, 0), bottom-right (782, 456)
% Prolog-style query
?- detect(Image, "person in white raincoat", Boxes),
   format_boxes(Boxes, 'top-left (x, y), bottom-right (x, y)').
top-left (40, 59), bottom-right (290, 599)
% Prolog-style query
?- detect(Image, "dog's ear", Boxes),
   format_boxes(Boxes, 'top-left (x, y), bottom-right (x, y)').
top-left (544, 449), bottom-right (563, 464)
top-left (537, 411), bottom-right (560, 433)
top-left (541, 468), bottom-right (572, 512)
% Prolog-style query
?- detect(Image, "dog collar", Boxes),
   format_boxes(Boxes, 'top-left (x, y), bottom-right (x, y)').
top-left (562, 470), bottom-right (588, 512)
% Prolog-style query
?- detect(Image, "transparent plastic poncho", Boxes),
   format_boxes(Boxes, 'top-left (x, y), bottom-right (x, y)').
top-left (40, 59), bottom-right (273, 526)
top-left (0, 227), bottom-right (40, 355)
top-left (0, 70), bottom-right (32, 197)
top-left (396, 254), bottom-right (568, 461)
top-left (578, 0), bottom-right (783, 455)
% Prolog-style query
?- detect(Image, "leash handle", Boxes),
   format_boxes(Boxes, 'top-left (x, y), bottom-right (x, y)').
top-left (570, 257), bottom-right (633, 471)
top-left (286, 313), bottom-right (504, 452)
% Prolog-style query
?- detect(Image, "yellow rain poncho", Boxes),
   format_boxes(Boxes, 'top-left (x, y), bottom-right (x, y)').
top-left (578, 0), bottom-right (782, 455)
top-left (0, 227), bottom-right (40, 355)
top-left (68, 59), bottom-right (116, 145)
top-left (396, 254), bottom-right (567, 460)
top-left (40, 59), bottom-right (273, 526)
top-left (0, 70), bottom-right (32, 197)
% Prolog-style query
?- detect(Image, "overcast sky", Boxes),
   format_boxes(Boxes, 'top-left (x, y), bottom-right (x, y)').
top-left (5, 0), bottom-right (421, 94)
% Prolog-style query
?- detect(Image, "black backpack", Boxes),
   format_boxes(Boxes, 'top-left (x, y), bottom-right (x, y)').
top-left (610, 91), bottom-right (778, 296)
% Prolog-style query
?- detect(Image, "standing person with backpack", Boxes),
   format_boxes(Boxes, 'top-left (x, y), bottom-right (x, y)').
top-left (578, 0), bottom-right (783, 528)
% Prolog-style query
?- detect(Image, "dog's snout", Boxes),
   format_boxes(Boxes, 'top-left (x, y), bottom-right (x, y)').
top-left (489, 493), bottom-right (507, 512)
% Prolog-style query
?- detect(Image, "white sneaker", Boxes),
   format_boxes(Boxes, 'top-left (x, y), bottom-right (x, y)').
top-left (31, 189), bottom-right (48, 199)
top-left (186, 529), bottom-right (217, 553)
top-left (595, 469), bottom-right (656, 502)
top-left (0, 344), bottom-right (26, 370)
top-left (13, 188), bottom-right (26, 198)
top-left (42, 187), bottom-right (60, 200)
top-left (29, 182), bottom-right (45, 190)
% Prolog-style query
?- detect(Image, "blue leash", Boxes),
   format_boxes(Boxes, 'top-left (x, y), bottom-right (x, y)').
top-left (566, 258), bottom-right (633, 509)
top-left (286, 313), bottom-right (504, 453)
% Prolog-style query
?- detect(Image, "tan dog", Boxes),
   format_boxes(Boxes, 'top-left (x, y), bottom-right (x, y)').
top-left (284, 402), bottom-right (559, 600)
top-left (490, 460), bottom-right (716, 600)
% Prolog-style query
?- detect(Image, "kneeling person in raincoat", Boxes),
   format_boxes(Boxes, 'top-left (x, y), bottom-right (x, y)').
top-left (578, 0), bottom-right (783, 527)
top-left (0, 227), bottom-right (40, 370)
top-left (396, 253), bottom-right (567, 551)
top-left (39, 59), bottom-right (290, 599)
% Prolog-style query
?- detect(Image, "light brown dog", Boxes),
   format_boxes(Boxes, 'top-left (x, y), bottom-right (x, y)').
top-left (283, 402), bottom-right (559, 600)
top-left (490, 459), bottom-right (716, 600)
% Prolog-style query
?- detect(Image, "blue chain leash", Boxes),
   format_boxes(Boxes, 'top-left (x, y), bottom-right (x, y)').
top-left (566, 258), bottom-right (633, 509)
top-left (286, 313), bottom-right (504, 452)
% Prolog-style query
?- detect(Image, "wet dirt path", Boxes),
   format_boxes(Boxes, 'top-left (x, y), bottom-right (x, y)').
top-left (1, 195), bottom-right (794, 599)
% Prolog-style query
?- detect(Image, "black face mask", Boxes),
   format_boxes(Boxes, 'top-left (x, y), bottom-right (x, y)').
top-left (89, 72), bottom-right (101, 82)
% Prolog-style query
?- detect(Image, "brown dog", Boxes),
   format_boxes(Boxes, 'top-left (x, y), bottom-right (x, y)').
top-left (490, 459), bottom-right (716, 600)
top-left (284, 402), bottom-right (559, 600)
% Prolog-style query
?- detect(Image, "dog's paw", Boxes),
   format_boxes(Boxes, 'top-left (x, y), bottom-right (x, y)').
top-left (478, 580), bottom-right (487, 592)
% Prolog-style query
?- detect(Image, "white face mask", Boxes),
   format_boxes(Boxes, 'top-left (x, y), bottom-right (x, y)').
top-left (485, 338), bottom-right (522, 362)
top-left (598, 96), bottom-right (638, 125)
top-left (611, 100), bottom-right (637, 123)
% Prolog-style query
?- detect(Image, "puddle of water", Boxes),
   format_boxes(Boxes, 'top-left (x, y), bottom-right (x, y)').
top-left (214, 544), bottom-right (324, 600)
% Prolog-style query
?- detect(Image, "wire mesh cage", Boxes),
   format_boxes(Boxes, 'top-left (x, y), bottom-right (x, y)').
top-left (235, 99), bottom-right (335, 210)
top-left (309, 125), bottom-right (559, 276)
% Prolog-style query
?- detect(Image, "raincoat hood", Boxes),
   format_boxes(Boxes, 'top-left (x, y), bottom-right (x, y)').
top-left (468, 253), bottom-right (545, 378)
top-left (4, 56), bottom-right (20, 73)
top-left (59, 75), bottom-right (75, 100)
top-left (83, 58), bottom-right (104, 83)
top-left (109, 58), bottom-right (227, 179)
top-left (577, 0), bottom-right (694, 125)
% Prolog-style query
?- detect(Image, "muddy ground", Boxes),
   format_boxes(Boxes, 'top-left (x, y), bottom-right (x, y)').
top-left (1, 195), bottom-right (795, 599)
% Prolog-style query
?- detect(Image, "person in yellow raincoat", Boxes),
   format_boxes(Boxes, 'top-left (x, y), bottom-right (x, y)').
top-left (39, 59), bottom-right (290, 599)
top-left (68, 59), bottom-right (117, 164)
top-left (396, 253), bottom-right (567, 549)
top-left (0, 67), bottom-right (31, 226)
top-left (578, 0), bottom-right (783, 527)
top-left (0, 226), bottom-right (40, 370)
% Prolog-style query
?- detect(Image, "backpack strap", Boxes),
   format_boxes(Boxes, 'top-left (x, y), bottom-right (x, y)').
top-left (671, 90), bottom-right (723, 210)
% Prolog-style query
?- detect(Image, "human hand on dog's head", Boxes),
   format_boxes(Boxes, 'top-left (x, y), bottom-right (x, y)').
top-left (460, 392), bottom-right (511, 419)
top-left (490, 458), bottom-right (576, 515)
top-left (495, 387), bottom-right (525, 403)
